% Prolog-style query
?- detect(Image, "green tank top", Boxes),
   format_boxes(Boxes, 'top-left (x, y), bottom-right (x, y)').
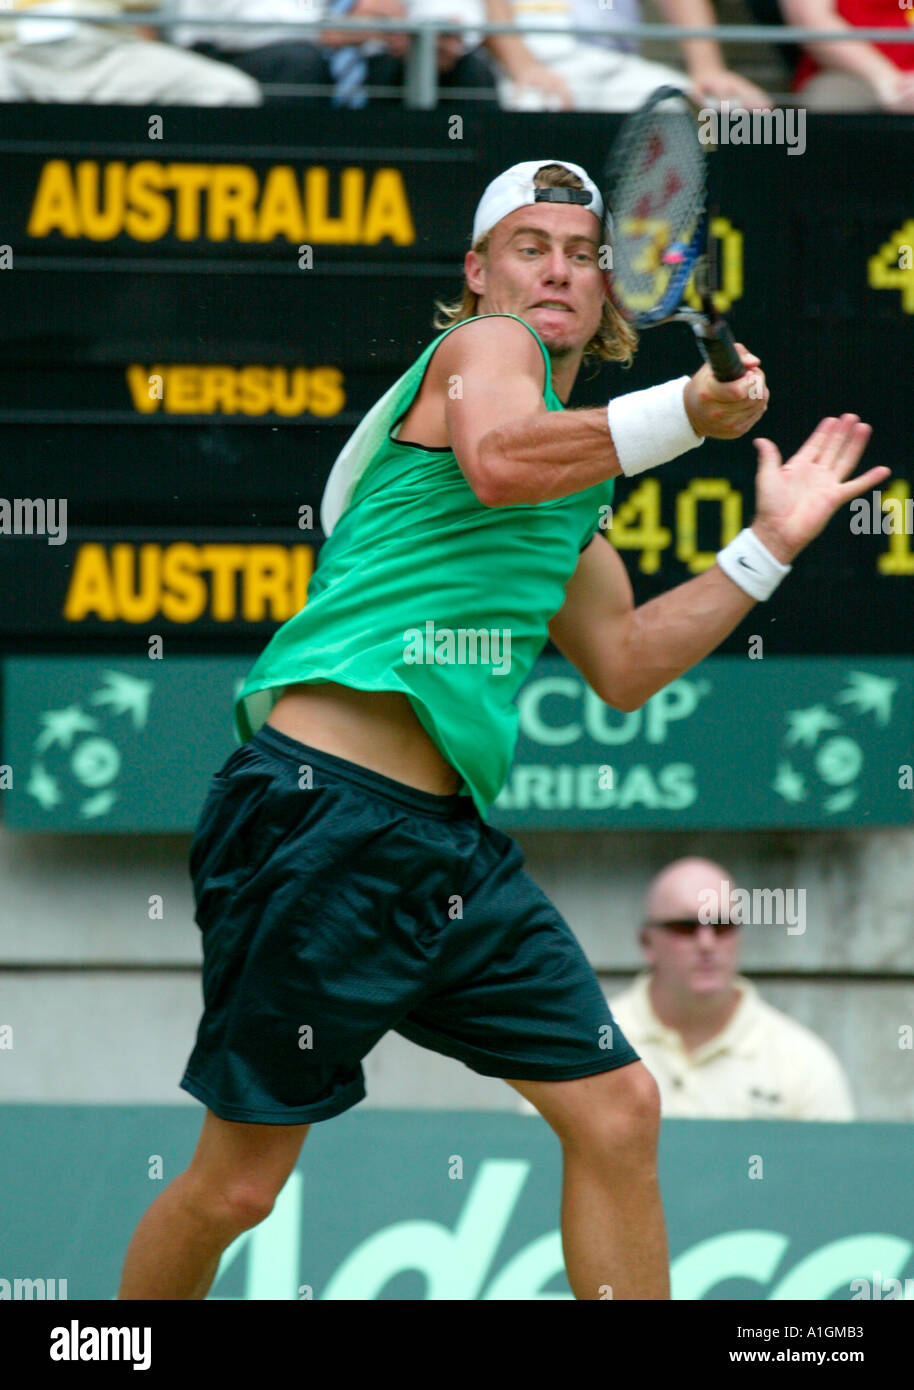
top-left (236, 313), bottom-right (615, 818)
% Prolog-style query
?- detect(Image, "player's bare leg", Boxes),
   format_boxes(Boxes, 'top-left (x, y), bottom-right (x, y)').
top-left (118, 1110), bottom-right (309, 1300)
top-left (506, 1062), bottom-right (669, 1300)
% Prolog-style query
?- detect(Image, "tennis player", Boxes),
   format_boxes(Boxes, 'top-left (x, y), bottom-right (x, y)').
top-left (118, 159), bottom-right (885, 1302)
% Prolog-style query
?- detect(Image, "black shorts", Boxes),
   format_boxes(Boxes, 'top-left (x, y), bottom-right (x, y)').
top-left (180, 724), bottom-right (639, 1124)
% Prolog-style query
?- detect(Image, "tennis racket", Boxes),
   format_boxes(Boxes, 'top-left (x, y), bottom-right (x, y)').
top-left (603, 85), bottom-right (745, 382)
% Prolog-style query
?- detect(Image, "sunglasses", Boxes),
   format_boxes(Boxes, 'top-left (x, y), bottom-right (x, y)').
top-left (645, 918), bottom-right (739, 936)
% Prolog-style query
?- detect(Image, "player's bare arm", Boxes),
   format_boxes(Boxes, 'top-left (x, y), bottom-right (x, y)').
top-left (436, 316), bottom-right (769, 506)
top-left (549, 415), bottom-right (890, 711)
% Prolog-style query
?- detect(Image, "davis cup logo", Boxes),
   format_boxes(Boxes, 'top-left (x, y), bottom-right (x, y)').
top-left (771, 671), bottom-right (897, 815)
top-left (25, 670), bottom-right (153, 821)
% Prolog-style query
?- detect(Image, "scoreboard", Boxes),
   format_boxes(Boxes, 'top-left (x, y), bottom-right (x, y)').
top-left (0, 104), bottom-right (912, 657)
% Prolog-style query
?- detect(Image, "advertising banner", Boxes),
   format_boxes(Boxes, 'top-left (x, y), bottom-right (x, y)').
top-left (2, 654), bottom-right (910, 831)
top-left (2, 1106), bottom-right (912, 1302)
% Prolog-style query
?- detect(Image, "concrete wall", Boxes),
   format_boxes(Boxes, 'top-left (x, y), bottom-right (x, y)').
top-left (1, 824), bottom-right (912, 1119)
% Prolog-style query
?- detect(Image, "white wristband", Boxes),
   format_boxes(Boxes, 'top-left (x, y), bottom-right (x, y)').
top-left (716, 527), bottom-right (792, 601)
top-left (607, 376), bottom-right (704, 477)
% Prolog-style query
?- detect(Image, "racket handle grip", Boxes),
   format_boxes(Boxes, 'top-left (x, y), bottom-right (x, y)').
top-left (692, 316), bottom-right (744, 381)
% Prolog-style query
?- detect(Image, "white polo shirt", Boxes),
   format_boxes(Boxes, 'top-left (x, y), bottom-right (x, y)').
top-left (608, 972), bottom-right (855, 1121)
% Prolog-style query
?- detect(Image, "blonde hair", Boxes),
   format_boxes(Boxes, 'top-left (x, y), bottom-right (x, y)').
top-left (433, 162), bottom-right (637, 368)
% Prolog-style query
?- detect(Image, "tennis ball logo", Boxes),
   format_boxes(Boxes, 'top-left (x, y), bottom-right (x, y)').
top-left (71, 737), bottom-right (121, 789)
top-left (815, 736), bottom-right (862, 788)
top-left (25, 670), bottom-right (153, 821)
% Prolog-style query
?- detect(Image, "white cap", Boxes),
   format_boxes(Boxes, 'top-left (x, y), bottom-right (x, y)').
top-left (471, 160), bottom-right (604, 247)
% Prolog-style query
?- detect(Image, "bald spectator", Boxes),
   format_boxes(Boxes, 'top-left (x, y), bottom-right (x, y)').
top-left (608, 858), bottom-right (855, 1120)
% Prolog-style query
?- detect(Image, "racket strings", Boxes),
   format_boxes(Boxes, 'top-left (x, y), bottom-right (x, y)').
top-left (606, 107), bottom-right (706, 318)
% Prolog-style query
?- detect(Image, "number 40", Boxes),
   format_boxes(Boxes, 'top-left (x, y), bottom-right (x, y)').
top-left (610, 477), bottom-right (742, 574)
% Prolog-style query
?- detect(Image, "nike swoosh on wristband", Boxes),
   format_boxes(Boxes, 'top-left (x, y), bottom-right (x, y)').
top-left (737, 557), bottom-right (757, 570)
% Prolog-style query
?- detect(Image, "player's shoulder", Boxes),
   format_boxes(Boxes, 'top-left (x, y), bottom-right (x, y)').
top-left (432, 313), bottom-right (546, 374)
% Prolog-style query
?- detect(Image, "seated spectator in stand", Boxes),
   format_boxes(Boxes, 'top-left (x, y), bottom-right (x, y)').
top-left (172, 0), bottom-right (407, 107)
top-left (404, 0), bottom-right (500, 105)
top-left (321, 0), bottom-right (503, 109)
top-left (609, 858), bottom-right (855, 1119)
top-left (0, 0), bottom-right (261, 104)
top-left (415, 0), bottom-right (580, 109)
top-left (175, 0), bottom-right (501, 108)
top-left (483, 0), bottom-right (574, 106)
top-left (492, 0), bottom-right (770, 110)
top-left (355, 0), bottom-right (574, 109)
top-left (783, 0), bottom-right (914, 110)
top-left (172, 0), bottom-right (572, 108)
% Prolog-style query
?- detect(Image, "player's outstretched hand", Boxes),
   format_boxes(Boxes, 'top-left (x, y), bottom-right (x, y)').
top-left (684, 344), bottom-right (769, 440)
top-left (750, 414), bottom-right (890, 564)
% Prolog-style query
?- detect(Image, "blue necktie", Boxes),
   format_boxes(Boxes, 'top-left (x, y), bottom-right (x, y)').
top-left (327, 0), bottom-right (368, 108)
